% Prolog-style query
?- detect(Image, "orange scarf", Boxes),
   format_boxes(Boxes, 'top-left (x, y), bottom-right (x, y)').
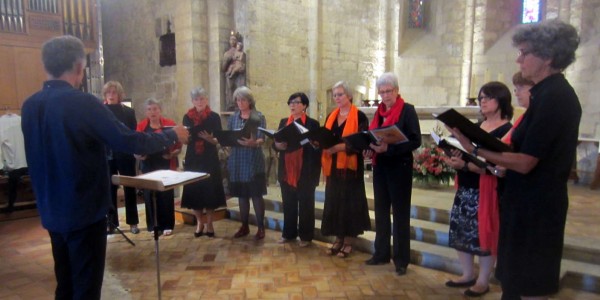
top-left (321, 105), bottom-right (358, 177)
top-left (284, 114), bottom-right (306, 188)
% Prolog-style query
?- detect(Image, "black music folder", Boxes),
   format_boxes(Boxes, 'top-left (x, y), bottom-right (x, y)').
top-left (431, 131), bottom-right (488, 169)
top-left (434, 108), bottom-right (512, 152)
top-left (305, 127), bottom-right (341, 149)
top-left (259, 121), bottom-right (309, 149)
top-left (214, 122), bottom-right (254, 147)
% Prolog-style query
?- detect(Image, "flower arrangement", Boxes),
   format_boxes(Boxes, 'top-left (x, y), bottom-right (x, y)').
top-left (413, 142), bottom-right (455, 186)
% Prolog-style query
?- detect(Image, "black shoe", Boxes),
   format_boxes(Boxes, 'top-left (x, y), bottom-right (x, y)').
top-left (464, 287), bottom-right (490, 297)
top-left (365, 257), bottom-right (389, 265)
top-left (194, 231), bottom-right (204, 238)
top-left (445, 279), bottom-right (477, 288)
top-left (206, 231), bottom-right (215, 238)
top-left (395, 266), bottom-right (407, 276)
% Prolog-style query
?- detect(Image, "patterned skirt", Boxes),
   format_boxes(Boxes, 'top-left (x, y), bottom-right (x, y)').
top-left (448, 186), bottom-right (491, 256)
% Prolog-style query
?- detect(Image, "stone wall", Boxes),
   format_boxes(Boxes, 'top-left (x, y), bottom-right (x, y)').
top-left (101, 0), bottom-right (600, 139)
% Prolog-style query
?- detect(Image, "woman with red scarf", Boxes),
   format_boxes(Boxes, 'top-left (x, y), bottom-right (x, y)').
top-left (320, 81), bottom-right (371, 258)
top-left (180, 87), bottom-right (226, 238)
top-left (136, 98), bottom-right (182, 236)
top-left (444, 82), bottom-right (512, 297)
top-left (363, 73), bottom-right (422, 276)
top-left (273, 92), bottom-right (321, 247)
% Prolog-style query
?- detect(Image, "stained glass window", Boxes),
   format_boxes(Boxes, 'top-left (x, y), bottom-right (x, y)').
top-left (522, 0), bottom-right (541, 24)
top-left (408, 0), bottom-right (425, 29)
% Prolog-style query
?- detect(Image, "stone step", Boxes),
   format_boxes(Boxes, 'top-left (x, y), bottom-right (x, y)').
top-left (227, 203), bottom-right (600, 294)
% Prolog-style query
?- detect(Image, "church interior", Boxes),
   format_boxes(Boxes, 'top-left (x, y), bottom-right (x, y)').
top-left (1, 0), bottom-right (600, 299)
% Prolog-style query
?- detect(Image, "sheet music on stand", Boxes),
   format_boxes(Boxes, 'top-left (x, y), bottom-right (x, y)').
top-left (111, 169), bottom-right (209, 300)
top-left (112, 170), bottom-right (210, 191)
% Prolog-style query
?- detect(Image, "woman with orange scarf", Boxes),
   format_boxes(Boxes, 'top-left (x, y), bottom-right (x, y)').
top-left (320, 81), bottom-right (371, 258)
top-left (180, 87), bottom-right (226, 238)
top-left (136, 98), bottom-right (182, 236)
top-left (273, 92), bottom-right (321, 247)
top-left (363, 73), bottom-right (422, 276)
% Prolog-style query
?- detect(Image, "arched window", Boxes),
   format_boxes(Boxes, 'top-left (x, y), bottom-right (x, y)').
top-left (521, 0), bottom-right (542, 24)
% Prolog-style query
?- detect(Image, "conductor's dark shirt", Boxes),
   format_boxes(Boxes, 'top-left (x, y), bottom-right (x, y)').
top-left (21, 80), bottom-right (178, 233)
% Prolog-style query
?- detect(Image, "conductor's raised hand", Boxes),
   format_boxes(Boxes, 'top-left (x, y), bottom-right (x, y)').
top-left (172, 125), bottom-right (190, 144)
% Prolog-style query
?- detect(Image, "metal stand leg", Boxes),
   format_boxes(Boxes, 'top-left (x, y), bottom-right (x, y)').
top-left (152, 192), bottom-right (162, 300)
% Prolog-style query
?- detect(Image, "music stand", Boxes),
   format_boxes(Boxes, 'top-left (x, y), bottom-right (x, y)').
top-left (112, 170), bottom-right (210, 300)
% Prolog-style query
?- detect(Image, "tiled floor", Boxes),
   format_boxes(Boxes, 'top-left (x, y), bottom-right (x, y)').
top-left (1, 184), bottom-right (599, 299)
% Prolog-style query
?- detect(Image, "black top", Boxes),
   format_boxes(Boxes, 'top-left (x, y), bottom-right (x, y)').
top-left (106, 103), bottom-right (137, 159)
top-left (372, 103), bottom-right (422, 163)
top-left (497, 73), bottom-right (582, 295)
top-left (182, 111), bottom-right (222, 172)
top-left (456, 122), bottom-right (512, 189)
top-left (275, 116), bottom-right (322, 188)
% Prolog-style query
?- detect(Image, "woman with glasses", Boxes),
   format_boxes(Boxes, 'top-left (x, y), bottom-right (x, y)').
top-left (450, 20), bottom-right (581, 300)
top-left (444, 82), bottom-right (513, 297)
top-left (273, 92), bottom-right (321, 247)
top-left (319, 81), bottom-right (371, 258)
top-left (363, 72), bottom-right (422, 276)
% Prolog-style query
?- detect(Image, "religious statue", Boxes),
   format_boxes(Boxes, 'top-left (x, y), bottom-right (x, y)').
top-left (222, 32), bottom-right (246, 111)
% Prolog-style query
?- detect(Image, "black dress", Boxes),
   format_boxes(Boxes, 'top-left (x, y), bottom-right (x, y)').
top-left (496, 74), bottom-right (581, 296)
top-left (180, 112), bottom-right (226, 210)
top-left (320, 110), bottom-right (371, 237)
top-left (449, 122), bottom-right (511, 256)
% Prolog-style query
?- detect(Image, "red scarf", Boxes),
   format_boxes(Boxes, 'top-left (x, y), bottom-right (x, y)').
top-left (186, 106), bottom-right (212, 155)
top-left (321, 105), bottom-right (359, 177)
top-left (501, 114), bottom-right (524, 145)
top-left (284, 114), bottom-right (306, 188)
top-left (136, 117), bottom-right (181, 170)
top-left (478, 174), bottom-right (499, 255)
top-left (368, 95), bottom-right (405, 165)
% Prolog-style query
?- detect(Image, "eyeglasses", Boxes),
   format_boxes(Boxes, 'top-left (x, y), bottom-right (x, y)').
top-left (333, 93), bottom-right (345, 98)
top-left (477, 95), bottom-right (493, 102)
top-left (288, 100), bottom-right (303, 105)
top-left (517, 49), bottom-right (533, 59)
top-left (378, 89), bottom-right (395, 95)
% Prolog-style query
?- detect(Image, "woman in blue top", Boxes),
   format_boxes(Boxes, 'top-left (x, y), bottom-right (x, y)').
top-left (223, 86), bottom-right (268, 240)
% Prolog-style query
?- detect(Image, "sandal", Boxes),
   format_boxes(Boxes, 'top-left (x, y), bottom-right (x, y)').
top-left (326, 240), bottom-right (343, 255)
top-left (337, 244), bottom-right (352, 258)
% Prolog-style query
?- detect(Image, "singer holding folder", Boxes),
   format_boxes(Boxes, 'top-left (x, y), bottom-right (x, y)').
top-left (444, 82), bottom-right (512, 298)
top-left (448, 20), bottom-right (581, 300)
top-left (320, 81), bottom-right (371, 258)
top-left (273, 92), bottom-right (322, 247)
top-left (226, 86), bottom-right (268, 240)
top-left (136, 98), bottom-right (182, 236)
top-left (363, 73), bottom-right (422, 276)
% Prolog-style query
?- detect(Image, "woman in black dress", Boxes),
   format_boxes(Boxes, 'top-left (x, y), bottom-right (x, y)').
top-left (180, 87), bottom-right (226, 238)
top-left (320, 81), bottom-right (371, 258)
top-left (273, 92), bottom-right (321, 247)
top-left (449, 20), bottom-right (581, 299)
